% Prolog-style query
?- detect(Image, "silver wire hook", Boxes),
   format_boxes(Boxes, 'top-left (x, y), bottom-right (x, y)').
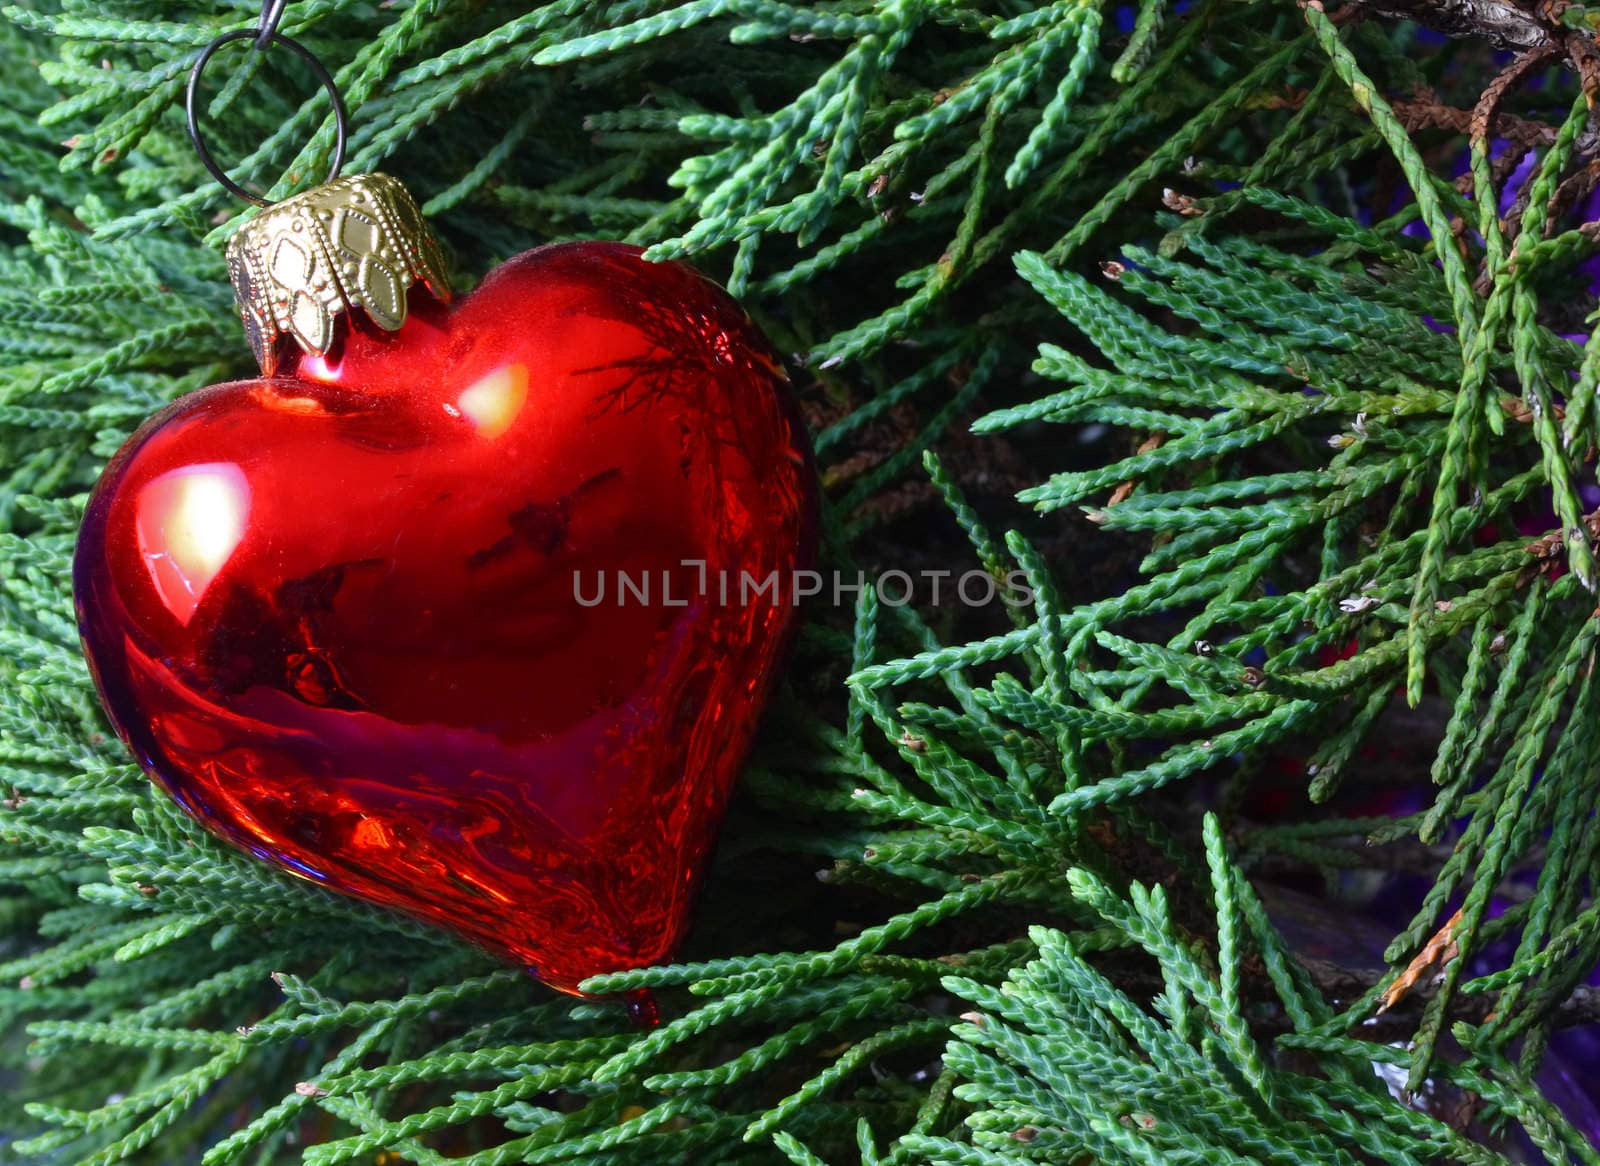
top-left (255, 0), bottom-right (289, 49)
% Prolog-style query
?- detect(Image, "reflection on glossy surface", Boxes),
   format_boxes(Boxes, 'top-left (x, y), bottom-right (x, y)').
top-left (74, 243), bottom-right (816, 993)
top-left (135, 463), bottom-right (250, 626)
top-left (456, 363), bottom-right (528, 438)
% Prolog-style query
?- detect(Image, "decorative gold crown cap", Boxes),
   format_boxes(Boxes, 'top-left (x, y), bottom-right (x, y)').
top-left (225, 172), bottom-right (451, 375)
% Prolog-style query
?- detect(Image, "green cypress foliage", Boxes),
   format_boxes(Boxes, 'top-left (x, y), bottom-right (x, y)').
top-left (3, 1), bottom-right (1600, 1162)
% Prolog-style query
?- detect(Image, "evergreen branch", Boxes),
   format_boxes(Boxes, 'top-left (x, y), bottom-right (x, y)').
top-left (4, 1), bottom-right (1600, 1162)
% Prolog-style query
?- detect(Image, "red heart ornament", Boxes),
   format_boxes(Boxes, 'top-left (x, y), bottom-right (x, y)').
top-left (73, 239), bottom-right (815, 994)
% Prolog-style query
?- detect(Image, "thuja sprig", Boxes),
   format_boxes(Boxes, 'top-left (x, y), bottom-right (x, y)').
top-left (5, 0), bottom-right (1600, 1163)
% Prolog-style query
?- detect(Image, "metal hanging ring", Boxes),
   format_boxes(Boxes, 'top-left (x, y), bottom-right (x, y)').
top-left (185, 27), bottom-right (348, 208)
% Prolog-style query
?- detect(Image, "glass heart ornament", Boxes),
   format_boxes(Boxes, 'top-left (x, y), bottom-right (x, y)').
top-left (72, 173), bottom-right (817, 996)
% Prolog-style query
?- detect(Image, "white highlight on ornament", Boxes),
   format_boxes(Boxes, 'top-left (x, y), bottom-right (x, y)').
top-left (456, 364), bottom-right (528, 439)
top-left (135, 463), bottom-right (250, 626)
top-left (297, 353), bottom-right (339, 383)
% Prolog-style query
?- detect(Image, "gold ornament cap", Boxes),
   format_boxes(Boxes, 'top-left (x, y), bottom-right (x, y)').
top-left (225, 172), bottom-right (451, 375)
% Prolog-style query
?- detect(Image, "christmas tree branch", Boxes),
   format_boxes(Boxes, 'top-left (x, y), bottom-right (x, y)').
top-left (5, 0), bottom-right (1600, 1162)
